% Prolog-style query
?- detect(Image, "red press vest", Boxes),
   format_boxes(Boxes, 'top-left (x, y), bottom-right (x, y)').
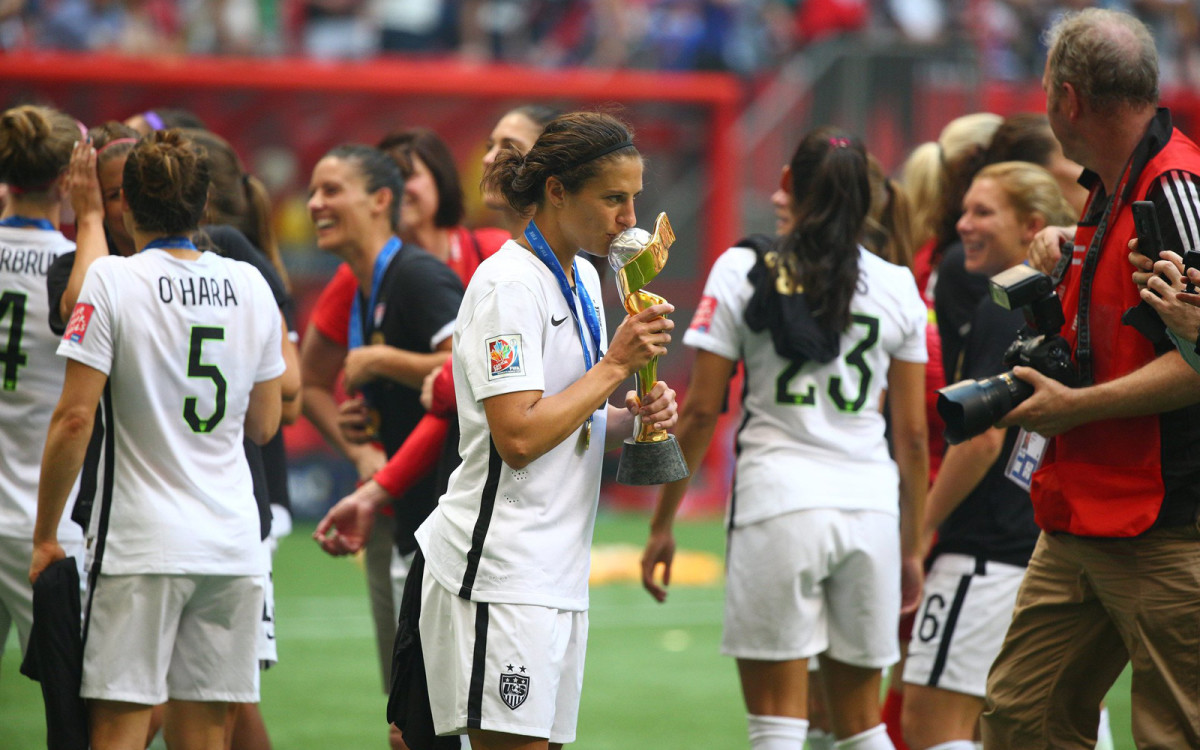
top-left (1032, 124), bottom-right (1200, 536)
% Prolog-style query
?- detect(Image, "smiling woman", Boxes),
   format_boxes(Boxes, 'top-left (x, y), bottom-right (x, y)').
top-left (404, 111), bottom-right (680, 750)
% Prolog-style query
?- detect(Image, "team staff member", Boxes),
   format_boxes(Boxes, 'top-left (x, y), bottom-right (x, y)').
top-left (30, 130), bottom-right (285, 750)
top-left (988, 9), bottom-right (1200, 748)
top-left (415, 111), bottom-right (677, 750)
top-left (0, 104), bottom-right (84, 669)
top-left (642, 128), bottom-right (928, 750)
top-left (900, 163), bottom-right (1075, 750)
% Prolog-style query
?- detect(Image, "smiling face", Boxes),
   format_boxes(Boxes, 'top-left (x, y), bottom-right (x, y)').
top-left (307, 156), bottom-right (390, 255)
top-left (399, 155), bottom-right (438, 234)
top-left (98, 153), bottom-right (135, 255)
top-left (957, 177), bottom-right (1037, 277)
top-left (552, 155), bottom-right (643, 257)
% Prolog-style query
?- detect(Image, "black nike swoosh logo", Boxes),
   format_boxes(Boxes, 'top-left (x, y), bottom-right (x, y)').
top-left (551, 315), bottom-right (568, 326)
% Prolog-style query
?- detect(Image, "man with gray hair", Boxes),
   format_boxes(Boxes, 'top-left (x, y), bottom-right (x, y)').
top-left (985, 7), bottom-right (1200, 749)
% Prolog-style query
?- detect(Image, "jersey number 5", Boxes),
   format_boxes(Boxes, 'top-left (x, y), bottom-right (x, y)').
top-left (185, 326), bottom-right (227, 433)
top-left (775, 314), bottom-right (880, 411)
top-left (0, 291), bottom-right (28, 392)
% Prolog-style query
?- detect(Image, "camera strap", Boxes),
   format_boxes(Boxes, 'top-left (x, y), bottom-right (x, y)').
top-left (1074, 163), bottom-right (1135, 386)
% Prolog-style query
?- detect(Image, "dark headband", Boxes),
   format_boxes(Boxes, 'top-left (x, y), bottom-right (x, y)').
top-left (561, 139), bottom-right (634, 172)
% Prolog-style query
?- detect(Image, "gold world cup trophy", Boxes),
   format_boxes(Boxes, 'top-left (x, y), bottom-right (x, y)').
top-left (609, 212), bottom-right (690, 486)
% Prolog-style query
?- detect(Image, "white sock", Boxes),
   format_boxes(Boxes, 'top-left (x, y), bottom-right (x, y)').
top-left (1095, 705), bottom-right (1114, 750)
top-left (747, 714), bottom-right (809, 750)
top-left (924, 741), bottom-right (976, 750)
top-left (806, 727), bottom-right (836, 750)
top-left (834, 724), bottom-right (894, 750)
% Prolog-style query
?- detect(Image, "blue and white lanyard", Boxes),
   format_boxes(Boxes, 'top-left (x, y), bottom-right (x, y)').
top-left (142, 236), bottom-right (197, 252)
top-left (523, 221), bottom-right (602, 369)
top-left (349, 236), bottom-right (401, 350)
top-left (524, 221), bottom-right (603, 444)
top-left (0, 216), bottom-right (54, 231)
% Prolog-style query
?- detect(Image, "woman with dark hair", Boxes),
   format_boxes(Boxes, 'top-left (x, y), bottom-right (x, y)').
top-left (306, 142), bottom-right (465, 750)
top-left (0, 103), bottom-right (84, 671)
top-left (642, 127), bottom-right (928, 750)
top-left (31, 129), bottom-right (286, 750)
top-left (407, 111), bottom-right (676, 750)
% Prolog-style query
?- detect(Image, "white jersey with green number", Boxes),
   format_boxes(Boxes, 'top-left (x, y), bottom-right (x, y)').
top-left (684, 245), bottom-right (927, 528)
top-left (0, 225), bottom-right (82, 543)
top-left (57, 249), bottom-right (284, 575)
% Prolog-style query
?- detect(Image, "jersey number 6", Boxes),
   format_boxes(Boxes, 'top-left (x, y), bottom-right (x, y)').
top-left (184, 326), bottom-right (227, 433)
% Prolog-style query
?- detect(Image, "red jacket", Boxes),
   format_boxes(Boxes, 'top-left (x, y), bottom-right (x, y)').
top-left (1033, 110), bottom-right (1200, 536)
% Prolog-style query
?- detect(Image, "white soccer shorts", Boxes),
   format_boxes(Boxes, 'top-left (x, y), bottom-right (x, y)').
top-left (81, 573), bottom-right (263, 704)
top-left (419, 572), bottom-right (587, 744)
top-left (903, 553), bottom-right (1025, 697)
top-left (722, 508), bottom-right (901, 668)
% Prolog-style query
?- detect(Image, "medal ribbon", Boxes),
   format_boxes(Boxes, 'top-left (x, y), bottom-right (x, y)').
top-left (349, 236), bottom-right (401, 350)
top-left (523, 221), bottom-right (601, 368)
top-left (142, 236), bottom-right (197, 252)
top-left (524, 220), bottom-right (603, 446)
top-left (0, 216), bottom-right (55, 231)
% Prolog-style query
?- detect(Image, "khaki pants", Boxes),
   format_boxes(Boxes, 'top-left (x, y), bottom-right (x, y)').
top-left (982, 525), bottom-right (1200, 749)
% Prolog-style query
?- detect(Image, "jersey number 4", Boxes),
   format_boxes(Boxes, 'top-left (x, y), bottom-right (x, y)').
top-left (184, 326), bottom-right (227, 433)
top-left (775, 314), bottom-right (880, 412)
top-left (0, 291), bottom-right (28, 391)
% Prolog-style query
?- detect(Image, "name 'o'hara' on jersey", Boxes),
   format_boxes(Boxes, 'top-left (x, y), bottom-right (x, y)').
top-left (684, 245), bottom-right (927, 528)
top-left (416, 241), bottom-right (608, 612)
top-left (57, 249), bottom-right (284, 576)
top-left (0, 225), bottom-right (82, 543)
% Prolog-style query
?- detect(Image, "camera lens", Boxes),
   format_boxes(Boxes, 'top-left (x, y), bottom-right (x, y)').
top-left (936, 371), bottom-right (1034, 444)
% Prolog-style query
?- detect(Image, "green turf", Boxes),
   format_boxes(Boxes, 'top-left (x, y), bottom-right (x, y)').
top-left (1, 514), bottom-right (1136, 748)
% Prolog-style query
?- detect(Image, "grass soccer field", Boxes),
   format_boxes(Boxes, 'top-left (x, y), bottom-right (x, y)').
top-left (3, 513), bottom-right (1136, 749)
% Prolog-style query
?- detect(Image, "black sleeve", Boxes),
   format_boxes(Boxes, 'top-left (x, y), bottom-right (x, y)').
top-left (1145, 169), bottom-right (1200, 257)
top-left (201, 225), bottom-right (291, 313)
top-left (45, 251), bottom-right (77, 335)
top-left (934, 242), bottom-right (991, 380)
top-left (390, 251), bottom-right (464, 350)
top-left (961, 297), bottom-right (1026, 382)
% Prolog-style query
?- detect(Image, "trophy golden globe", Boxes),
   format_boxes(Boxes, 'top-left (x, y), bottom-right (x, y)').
top-left (609, 212), bottom-right (690, 486)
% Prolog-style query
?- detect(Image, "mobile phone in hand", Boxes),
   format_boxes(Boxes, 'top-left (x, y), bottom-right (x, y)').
top-left (1132, 200), bottom-right (1165, 259)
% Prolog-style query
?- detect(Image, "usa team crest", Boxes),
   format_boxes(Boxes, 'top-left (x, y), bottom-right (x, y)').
top-left (486, 334), bottom-right (523, 380)
top-left (499, 668), bottom-right (529, 710)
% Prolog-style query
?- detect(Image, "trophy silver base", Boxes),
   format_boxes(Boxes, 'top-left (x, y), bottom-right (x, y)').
top-left (615, 435), bottom-right (690, 486)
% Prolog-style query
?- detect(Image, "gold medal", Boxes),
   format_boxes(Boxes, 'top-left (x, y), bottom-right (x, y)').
top-left (370, 332), bottom-right (385, 345)
top-left (582, 419), bottom-right (592, 451)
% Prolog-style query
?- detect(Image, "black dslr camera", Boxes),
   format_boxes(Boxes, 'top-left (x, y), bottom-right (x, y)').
top-left (936, 265), bottom-right (1078, 444)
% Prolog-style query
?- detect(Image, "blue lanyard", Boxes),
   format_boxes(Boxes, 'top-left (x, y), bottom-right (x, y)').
top-left (0, 216), bottom-right (54, 231)
top-left (523, 221), bottom-right (602, 369)
top-left (349, 236), bottom-right (401, 350)
top-left (142, 236), bottom-right (197, 252)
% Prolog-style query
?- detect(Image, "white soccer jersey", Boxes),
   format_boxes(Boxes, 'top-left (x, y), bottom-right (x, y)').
top-left (0, 226), bottom-right (82, 543)
top-left (417, 241), bottom-right (609, 612)
top-left (57, 249), bottom-right (284, 575)
top-left (685, 245), bottom-right (926, 527)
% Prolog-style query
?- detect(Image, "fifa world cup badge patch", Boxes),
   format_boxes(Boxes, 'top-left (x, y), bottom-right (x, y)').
top-left (691, 295), bottom-right (718, 333)
top-left (63, 303), bottom-right (95, 344)
top-left (487, 335), bottom-right (523, 380)
top-left (499, 666), bottom-right (529, 710)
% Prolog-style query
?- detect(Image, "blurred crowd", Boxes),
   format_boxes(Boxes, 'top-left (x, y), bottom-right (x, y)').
top-left (0, 0), bottom-right (1195, 82)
